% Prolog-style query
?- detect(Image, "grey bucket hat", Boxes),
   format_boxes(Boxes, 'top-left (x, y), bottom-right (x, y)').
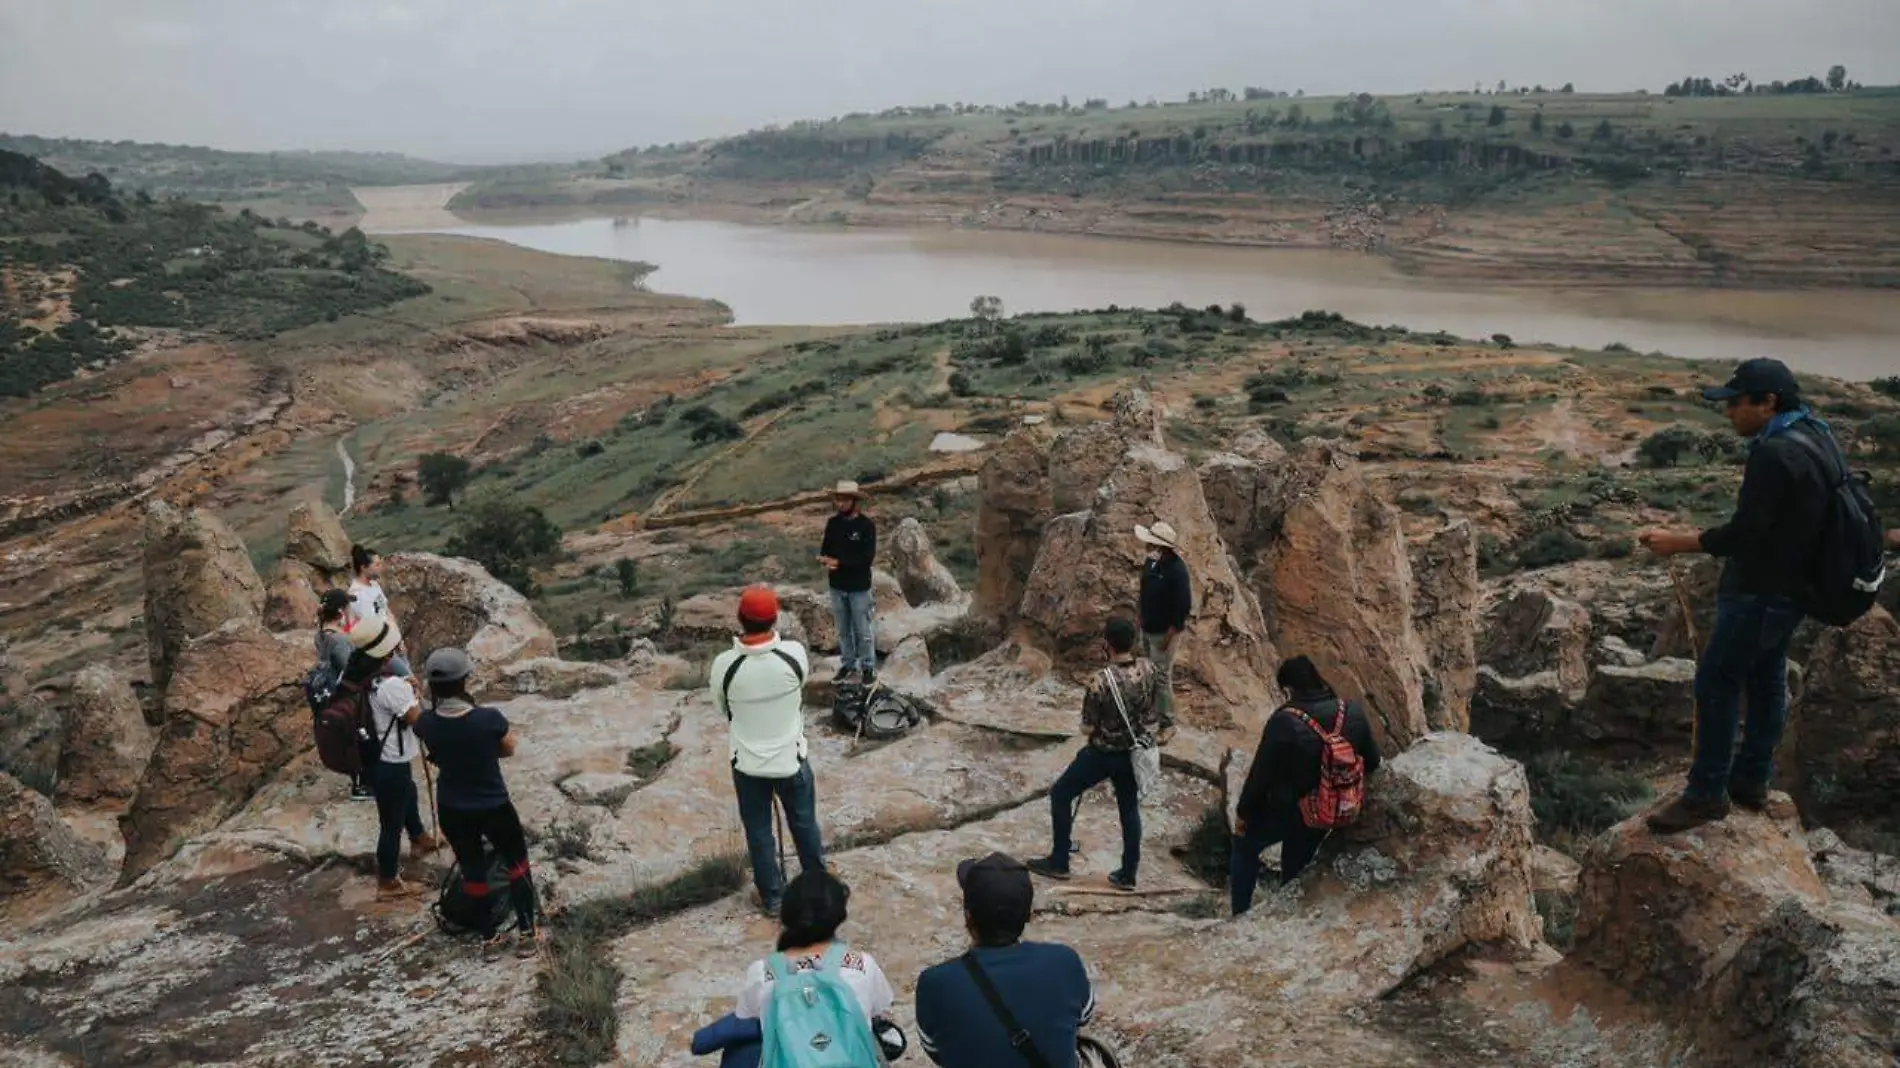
top-left (423, 647), bottom-right (474, 684)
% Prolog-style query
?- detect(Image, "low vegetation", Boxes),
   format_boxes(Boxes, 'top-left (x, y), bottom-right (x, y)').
top-left (1524, 752), bottom-right (1655, 855)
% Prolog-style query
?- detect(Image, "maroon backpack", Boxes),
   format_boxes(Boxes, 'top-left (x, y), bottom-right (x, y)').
top-left (313, 677), bottom-right (376, 775)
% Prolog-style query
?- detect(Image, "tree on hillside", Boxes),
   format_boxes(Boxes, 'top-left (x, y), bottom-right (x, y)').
top-left (615, 557), bottom-right (639, 597)
top-left (1488, 105), bottom-right (1508, 127)
top-left (1637, 425), bottom-right (1705, 468)
top-left (1530, 110), bottom-right (1545, 134)
top-left (445, 498), bottom-right (562, 596)
top-left (1828, 65), bottom-right (1848, 92)
top-left (1555, 121), bottom-right (1577, 140)
top-left (1560, 82), bottom-right (1575, 93)
top-left (418, 452), bottom-right (473, 508)
top-left (969, 294), bottom-right (1004, 332)
top-left (1592, 119), bottom-right (1616, 142)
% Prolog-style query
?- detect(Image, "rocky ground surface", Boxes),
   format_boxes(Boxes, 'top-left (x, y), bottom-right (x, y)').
top-left (3, 387), bottom-right (1898, 1068)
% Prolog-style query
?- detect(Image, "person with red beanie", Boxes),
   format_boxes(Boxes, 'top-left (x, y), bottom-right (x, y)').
top-left (710, 585), bottom-right (825, 915)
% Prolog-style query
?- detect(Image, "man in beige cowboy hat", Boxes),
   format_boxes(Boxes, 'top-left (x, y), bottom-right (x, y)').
top-left (1135, 520), bottom-right (1191, 721)
top-left (818, 480), bottom-right (878, 682)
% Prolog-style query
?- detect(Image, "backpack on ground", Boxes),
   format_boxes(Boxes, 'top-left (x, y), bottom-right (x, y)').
top-left (832, 677), bottom-right (866, 732)
top-left (1288, 699), bottom-right (1366, 831)
top-left (432, 855), bottom-right (519, 937)
top-left (1786, 425), bottom-right (1886, 626)
top-left (760, 944), bottom-right (881, 1068)
top-left (857, 687), bottom-right (920, 741)
top-left (1077, 1034), bottom-right (1125, 1068)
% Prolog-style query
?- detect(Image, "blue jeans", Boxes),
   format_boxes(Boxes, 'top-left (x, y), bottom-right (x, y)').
top-left (1229, 814), bottom-right (1326, 915)
top-left (1687, 593), bottom-right (1803, 803)
top-left (830, 589), bottom-right (875, 673)
top-left (732, 761), bottom-right (827, 908)
top-left (369, 760), bottom-right (425, 879)
top-left (1049, 745), bottom-right (1142, 879)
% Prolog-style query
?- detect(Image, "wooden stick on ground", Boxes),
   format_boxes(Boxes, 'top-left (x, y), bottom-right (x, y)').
top-left (1048, 885), bottom-right (1201, 898)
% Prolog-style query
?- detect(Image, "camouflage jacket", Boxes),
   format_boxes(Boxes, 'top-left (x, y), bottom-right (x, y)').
top-left (1081, 657), bottom-right (1167, 751)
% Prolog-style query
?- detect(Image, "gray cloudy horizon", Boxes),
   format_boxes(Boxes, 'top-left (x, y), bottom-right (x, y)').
top-left (3, 0), bottom-right (1897, 163)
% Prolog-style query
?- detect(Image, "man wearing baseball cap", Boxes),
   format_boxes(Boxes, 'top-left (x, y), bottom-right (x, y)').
top-left (1638, 357), bottom-right (1839, 834)
top-left (916, 853), bottom-right (1095, 1068)
top-left (709, 585), bottom-right (824, 915)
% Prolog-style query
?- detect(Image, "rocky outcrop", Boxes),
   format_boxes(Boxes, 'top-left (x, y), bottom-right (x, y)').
top-left (1255, 440), bottom-right (1429, 752)
top-left (502, 658), bottom-right (626, 699)
top-left (1651, 556), bottom-right (1719, 659)
top-left (1, 772), bottom-right (108, 911)
top-left (880, 635), bottom-right (932, 690)
top-left (666, 585), bottom-right (835, 652)
top-left (262, 557), bottom-right (322, 632)
top-left (1047, 389), bottom-right (1161, 515)
top-left (1793, 607), bottom-right (1900, 842)
top-left (1197, 429), bottom-right (1288, 565)
top-left (283, 500), bottom-right (352, 574)
top-left (1468, 667), bottom-right (1568, 750)
top-left (1577, 800), bottom-right (1900, 1068)
top-left (1479, 588), bottom-right (1592, 699)
top-left (1571, 658), bottom-right (1697, 754)
top-left (1808, 828), bottom-right (1900, 915)
top-left (56, 665), bottom-right (153, 804)
top-left (887, 518), bottom-right (963, 607)
top-left (0, 688), bottom-right (62, 794)
top-left (141, 502), bottom-right (266, 692)
top-left (118, 622), bottom-right (310, 884)
top-left (972, 430), bottom-right (1051, 632)
top-left (1408, 520), bottom-right (1479, 732)
top-left (1019, 434), bottom-right (1279, 733)
top-left (381, 553), bottom-right (557, 697)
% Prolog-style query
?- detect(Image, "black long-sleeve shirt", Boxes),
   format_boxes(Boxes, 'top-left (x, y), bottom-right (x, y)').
top-left (821, 511), bottom-right (877, 593)
top-left (1699, 426), bottom-right (1831, 599)
top-left (1138, 552), bottom-right (1192, 636)
top-left (1236, 690), bottom-right (1382, 830)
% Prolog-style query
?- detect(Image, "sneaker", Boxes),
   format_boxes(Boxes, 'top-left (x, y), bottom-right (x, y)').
top-left (1024, 856), bottom-right (1072, 881)
top-left (411, 833), bottom-right (443, 856)
top-left (376, 877), bottom-right (423, 901)
top-left (516, 930), bottom-right (545, 960)
top-left (481, 933), bottom-right (509, 962)
top-left (861, 667), bottom-right (876, 685)
top-left (1645, 794), bottom-right (1731, 835)
top-left (1728, 782), bottom-right (1770, 811)
top-left (1107, 870), bottom-right (1138, 893)
top-left (349, 781), bottom-right (374, 801)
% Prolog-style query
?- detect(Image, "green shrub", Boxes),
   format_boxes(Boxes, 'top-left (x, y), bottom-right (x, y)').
top-left (417, 452), bottom-right (473, 507)
top-left (1515, 528), bottom-right (1590, 569)
top-left (446, 498), bottom-right (563, 596)
top-left (1523, 751), bottom-right (1654, 847)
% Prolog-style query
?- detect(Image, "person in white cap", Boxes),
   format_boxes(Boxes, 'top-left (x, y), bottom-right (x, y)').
top-left (1135, 520), bottom-right (1191, 722)
top-left (818, 480), bottom-right (878, 682)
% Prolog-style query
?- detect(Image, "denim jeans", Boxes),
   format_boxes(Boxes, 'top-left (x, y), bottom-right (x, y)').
top-left (830, 589), bottom-right (876, 673)
top-left (732, 761), bottom-right (827, 908)
top-left (1687, 592), bottom-right (1803, 803)
top-left (369, 759), bottom-right (426, 879)
top-left (1049, 745), bottom-right (1142, 879)
top-left (1142, 631), bottom-right (1176, 722)
top-left (1229, 814), bottom-right (1326, 915)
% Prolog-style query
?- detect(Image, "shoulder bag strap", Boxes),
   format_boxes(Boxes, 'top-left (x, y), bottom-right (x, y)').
top-left (960, 952), bottom-right (1056, 1068)
top-left (1783, 423), bottom-right (1847, 490)
top-left (719, 657), bottom-right (746, 720)
top-left (1101, 668), bottom-right (1142, 744)
top-left (1331, 697), bottom-right (1347, 734)
top-left (770, 647), bottom-right (806, 684)
top-left (766, 952), bottom-right (792, 982)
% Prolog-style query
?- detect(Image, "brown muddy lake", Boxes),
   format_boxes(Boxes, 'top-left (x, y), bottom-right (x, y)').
top-left (366, 200), bottom-right (1899, 380)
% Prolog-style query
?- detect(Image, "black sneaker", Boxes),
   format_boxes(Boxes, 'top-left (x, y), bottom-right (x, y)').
top-left (1025, 856), bottom-right (1072, 881)
top-left (1728, 782), bottom-right (1770, 811)
top-left (1645, 794), bottom-right (1731, 835)
top-left (1107, 870), bottom-right (1137, 892)
top-left (349, 780), bottom-right (374, 802)
top-left (861, 667), bottom-right (876, 685)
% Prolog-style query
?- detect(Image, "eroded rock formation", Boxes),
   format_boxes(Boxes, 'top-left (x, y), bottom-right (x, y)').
top-left (141, 502), bottom-right (265, 691)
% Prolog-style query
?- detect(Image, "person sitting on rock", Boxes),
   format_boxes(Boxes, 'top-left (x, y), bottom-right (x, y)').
top-left (413, 647), bottom-right (541, 959)
top-left (1027, 616), bottom-right (1173, 892)
top-left (1639, 358), bottom-right (1837, 834)
top-left (730, 869), bottom-right (899, 1065)
top-left (818, 481), bottom-right (878, 683)
top-left (916, 853), bottom-right (1094, 1068)
top-left (710, 585), bottom-right (825, 916)
top-left (315, 588), bottom-right (372, 801)
top-left (1135, 520), bottom-right (1191, 724)
top-left (358, 647), bottom-right (440, 899)
top-left (1229, 655), bottom-right (1382, 915)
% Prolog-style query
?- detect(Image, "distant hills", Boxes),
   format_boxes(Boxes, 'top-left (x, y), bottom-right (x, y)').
top-left (0, 150), bottom-right (429, 398)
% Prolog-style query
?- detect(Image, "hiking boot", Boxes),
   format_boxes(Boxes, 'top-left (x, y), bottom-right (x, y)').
top-left (515, 930), bottom-right (545, 960)
top-left (349, 780), bottom-right (374, 801)
top-left (1107, 870), bottom-right (1137, 893)
top-left (1024, 856), bottom-right (1072, 881)
top-left (376, 877), bottom-right (423, 901)
top-left (411, 833), bottom-right (443, 855)
top-left (1728, 782), bottom-right (1770, 811)
top-left (861, 667), bottom-right (876, 685)
top-left (1645, 794), bottom-right (1731, 835)
top-left (481, 933), bottom-right (509, 962)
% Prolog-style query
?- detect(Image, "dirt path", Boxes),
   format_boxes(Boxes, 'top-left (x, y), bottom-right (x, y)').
top-left (335, 438), bottom-right (357, 515)
top-left (644, 410), bottom-right (790, 519)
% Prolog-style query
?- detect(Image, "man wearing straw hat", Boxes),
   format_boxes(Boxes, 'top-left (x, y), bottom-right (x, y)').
top-left (819, 480), bottom-right (879, 683)
top-left (1135, 519), bottom-right (1192, 723)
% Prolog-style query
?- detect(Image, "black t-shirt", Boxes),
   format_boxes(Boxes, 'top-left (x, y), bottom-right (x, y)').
top-left (821, 512), bottom-right (877, 593)
top-left (415, 700), bottom-right (512, 811)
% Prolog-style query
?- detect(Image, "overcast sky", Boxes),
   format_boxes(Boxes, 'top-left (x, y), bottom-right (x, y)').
top-left (3, 0), bottom-right (1896, 163)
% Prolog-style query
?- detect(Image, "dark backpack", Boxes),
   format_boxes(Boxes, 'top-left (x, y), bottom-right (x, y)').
top-left (302, 661), bottom-right (341, 717)
top-left (433, 855), bottom-right (520, 937)
top-left (313, 677), bottom-right (374, 775)
top-left (1786, 426), bottom-right (1886, 626)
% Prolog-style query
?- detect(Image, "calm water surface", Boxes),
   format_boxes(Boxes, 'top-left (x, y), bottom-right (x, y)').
top-left (385, 214), bottom-right (1900, 380)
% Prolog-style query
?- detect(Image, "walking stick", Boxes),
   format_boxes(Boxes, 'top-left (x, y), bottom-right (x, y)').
top-left (420, 746), bottom-right (439, 838)
top-left (773, 795), bottom-right (789, 885)
top-left (1668, 559), bottom-right (1703, 757)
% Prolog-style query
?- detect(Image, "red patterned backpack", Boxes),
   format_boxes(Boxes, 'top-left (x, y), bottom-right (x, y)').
top-left (1287, 699), bottom-right (1367, 830)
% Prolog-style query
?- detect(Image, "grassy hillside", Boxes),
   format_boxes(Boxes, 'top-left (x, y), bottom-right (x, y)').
top-left (448, 87), bottom-right (1900, 287)
top-left (0, 150), bottom-right (429, 397)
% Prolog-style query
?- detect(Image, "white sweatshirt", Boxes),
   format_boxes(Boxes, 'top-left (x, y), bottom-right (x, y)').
top-left (709, 634), bottom-right (811, 778)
